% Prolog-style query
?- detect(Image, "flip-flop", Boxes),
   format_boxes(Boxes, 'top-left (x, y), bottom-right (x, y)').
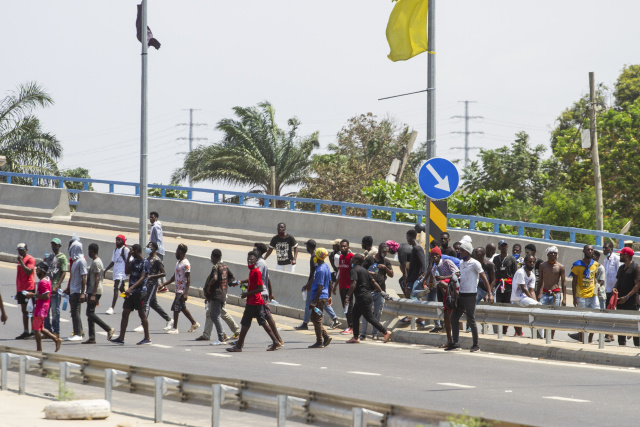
top-left (55, 339), bottom-right (62, 353)
top-left (267, 343), bottom-right (282, 351)
top-left (438, 342), bottom-right (451, 349)
top-left (346, 337), bottom-right (360, 344)
top-left (383, 331), bottom-right (392, 343)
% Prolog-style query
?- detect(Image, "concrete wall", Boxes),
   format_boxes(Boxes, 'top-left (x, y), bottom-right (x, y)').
top-left (0, 183), bottom-right (70, 220)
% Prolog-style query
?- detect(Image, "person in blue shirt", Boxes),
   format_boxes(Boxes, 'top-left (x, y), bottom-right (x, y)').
top-left (308, 248), bottom-right (332, 349)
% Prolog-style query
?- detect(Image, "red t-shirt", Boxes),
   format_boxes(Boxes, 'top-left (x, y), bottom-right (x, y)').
top-left (16, 254), bottom-right (36, 292)
top-left (338, 252), bottom-right (354, 290)
top-left (34, 277), bottom-right (52, 318)
top-left (247, 267), bottom-right (265, 305)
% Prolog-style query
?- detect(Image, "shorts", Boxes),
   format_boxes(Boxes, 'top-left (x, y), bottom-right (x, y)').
top-left (123, 292), bottom-right (147, 312)
top-left (276, 264), bottom-right (295, 273)
top-left (16, 291), bottom-right (34, 305)
top-left (240, 304), bottom-right (266, 327)
top-left (263, 302), bottom-right (272, 319)
top-left (114, 278), bottom-right (126, 287)
top-left (170, 293), bottom-right (186, 312)
top-left (32, 316), bottom-right (45, 331)
top-left (577, 295), bottom-right (599, 309)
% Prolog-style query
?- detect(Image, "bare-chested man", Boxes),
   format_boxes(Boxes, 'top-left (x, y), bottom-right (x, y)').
top-left (537, 246), bottom-right (566, 339)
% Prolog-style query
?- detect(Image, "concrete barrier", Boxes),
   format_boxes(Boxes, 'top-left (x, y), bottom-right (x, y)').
top-left (0, 183), bottom-right (70, 220)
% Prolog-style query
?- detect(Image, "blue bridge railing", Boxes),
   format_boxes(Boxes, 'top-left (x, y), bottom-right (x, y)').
top-left (1, 171), bottom-right (637, 249)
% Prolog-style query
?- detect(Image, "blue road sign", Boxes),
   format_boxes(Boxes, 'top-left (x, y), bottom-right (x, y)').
top-left (417, 157), bottom-right (459, 200)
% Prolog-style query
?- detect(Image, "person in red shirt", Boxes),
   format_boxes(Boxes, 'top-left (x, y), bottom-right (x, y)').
top-left (25, 263), bottom-right (62, 352)
top-left (334, 239), bottom-right (354, 335)
top-left (15, 243), bottom-right (36, 340)
top-left (227, 251), bottom-right (282, 352)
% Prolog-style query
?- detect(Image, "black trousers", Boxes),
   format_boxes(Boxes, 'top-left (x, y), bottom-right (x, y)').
top-left (69, 293), bottom-right (83, 336)
top-left (339, 288), bottom-right (354, 328)
top-left (452, 293), bottom-right (478, 346)
top-left (145, 284), bottom-right (171, 321)
top-left (86, 294), bottom-right (112, 341)
top-left (617, 300), bottom-right (639, 346)
top-left (351, 295), bottom-right (386, 338)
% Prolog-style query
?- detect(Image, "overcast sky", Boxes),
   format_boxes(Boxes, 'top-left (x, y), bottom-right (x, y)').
top-left (3, 1), bottom-right (638, 195)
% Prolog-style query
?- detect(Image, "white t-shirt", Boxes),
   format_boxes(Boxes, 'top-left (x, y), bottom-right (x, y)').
top-left (111, 246), bottom-right (130, 281)
top-left (511, 267), bottom-right (535, 302)
top-left (458, 258), bottom-right (483, 293)
top-left (174, 258), bottom-right (191, 294)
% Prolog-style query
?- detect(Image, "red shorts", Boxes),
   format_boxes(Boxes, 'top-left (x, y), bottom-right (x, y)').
top-left (32, 316), bottom-right (45, 331)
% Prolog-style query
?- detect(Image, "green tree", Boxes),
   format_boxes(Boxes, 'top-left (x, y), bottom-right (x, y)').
top-left (0, 82), bottom-right (61, 184)
top-left (299, 113), bottom-right (412, 211)
top-left (171, 101), bottom-right (318, 202)
top-left (613, 64), bottom-right (640, 109)
top-left (59, 167), bottom-right (93, 206)
top-left (148, 183), bottom-right (187, 199)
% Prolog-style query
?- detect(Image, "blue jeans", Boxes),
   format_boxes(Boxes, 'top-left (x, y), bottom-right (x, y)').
top-left (303, 288), bottom-right (337, 324)
top-left (476, 287), bottom-right (497, 305)
top-left (540, 292), bottom-right (561, 306)
top-left (577, 295), bottom-right (599, 309)
top-left (426, 288), bottom-right (441, 328)
top-left (45, 291), bottom-right (61, 334)
top-left (360, 291), bottom-right (384, 335)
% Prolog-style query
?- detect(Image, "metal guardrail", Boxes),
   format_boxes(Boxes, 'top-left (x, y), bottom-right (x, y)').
top-left (383, 299), bottom-right (640, 349)
top-left (0, 347), bottom-right (522, 427)
top-left (1, 171), bottom-right (638, 249)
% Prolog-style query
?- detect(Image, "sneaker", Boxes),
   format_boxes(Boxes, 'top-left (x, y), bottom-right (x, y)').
top-left (195, 336), bottom-right (209, 341)
top-left (15, 332), bottom-right (29, 340)
top-left (110, 338), bottom-right (125, 345)
top-left (430, 327), bottom-right (443, 333)
top-left (134, 325), bottom-right (144, 333)
top-left (106, 307), bottom-right (114, 315)
top-left (167, 328), bottom-right (179, 334)
top-left (158, 286), bottom-right (168, 293)
top-left (227, 340), bottom-right (238, 347)
top-left (399, 316), bottom-right (411, 324)
top-left (308, 342), bottom-right (324, 349)
top-left (164, 319), bottom-right (174, 331)
top-left (444, 343), bottom-right (461, 351)
top-left (210, 340), bottom-right (223, 346)
top-left (222, 333), bottom-right (230, 342)
top-left (323, 336), bottom-right (332, 347)
top-left (417, 320), bottom-right (426, 327)
top-left (67, 335), bottom-right (83, 342)
top-left (340, 328), bottom-right (352, 335)
top-left (359, 335), bottom-right (366, 341)
top-left (137, 338), bottom-right (152, 345)
top-left (188, 322), bottom-right (200, 333)
top-left (294, 323), bottom-right (309, 331)
top-left (470, 345), bottom-right (480, 353)
top-left (82, 339), bottom-right (96, 344)
top-left (329, 319), bottom-right (341, 330)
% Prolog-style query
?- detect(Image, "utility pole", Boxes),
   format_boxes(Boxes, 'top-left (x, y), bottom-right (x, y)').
top-left (424, 0), bottom-right (436, 268)
top-left (177, 109), bottom-right (207, 186)
top-left (451, 100), bottom-right (483, 168)
top-left (139, 0), bottom-right (148, 247)
top-left (589, 72), bottom-right (604, 232)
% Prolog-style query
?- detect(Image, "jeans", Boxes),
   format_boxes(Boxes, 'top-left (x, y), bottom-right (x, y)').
top-left (577, 295), bottom-right (599, 309)
top-left (86, 294), bottom-right (112, 341)
top-left (540, 292), bottom-right (562, 306)
top-left (598, 296), bottom-right (607, 310)
top-left (45, 290), bottom-right (61, 334)
top-left (360, 291), bottom-right (385, 335)
top-left (476, 287), bottom-right (497, 305)
top-left (303, 289), bottom-right (337, 324)
top-left (209, 300), bottom-right (226, 341)
top-left (452, 293), bottom-right (478, 347)
top-left (69, 293), bottom-right (83, 336)
top-left (426, 288), bottom-right (441, 328)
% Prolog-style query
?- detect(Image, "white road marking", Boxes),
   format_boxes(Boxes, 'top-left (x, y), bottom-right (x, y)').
top-left (185, 348), bottom-right (191, 351)
top-left (505, 390), bottom-right (513, 393)
top-left (272, 362), bottom-right (301, 367)
top-left (437, 383), bottom-right (476, 389)
top-left (207, 353), bottom-right (232, 358)
top-left (3, 302), bottom-right (17, 308)
top-left (347, 371), bottom-right (381, 376)
top-left (60, 319), bottom-right (70, 323)
top-left (97, 332), bottom-right (107, 336)
top-left (151, 344), bottom-right (172, 349)
top-left (543, 396), bottom-right (590, 403)
top-left (320, 367), bottom-right (327, 370)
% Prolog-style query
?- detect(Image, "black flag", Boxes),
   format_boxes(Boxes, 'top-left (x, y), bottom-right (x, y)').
top-left (136, 4), bottom-right (161, 50)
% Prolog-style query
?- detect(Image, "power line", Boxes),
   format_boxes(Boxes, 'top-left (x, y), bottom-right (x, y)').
top-left (451, 100), bottom-right (484, 168)
top-left (176, 108), bottom-right (207, 185)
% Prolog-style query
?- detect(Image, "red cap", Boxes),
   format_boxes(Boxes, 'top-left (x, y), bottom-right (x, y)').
top-left (618, 247), bottom-right (634, 257)
top-left (430, 246), bottom-right (442, 255)
top-left (116, 234), bottom-right (126, 244)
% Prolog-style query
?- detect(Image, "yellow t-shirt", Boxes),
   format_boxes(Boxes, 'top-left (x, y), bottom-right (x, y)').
top-left (570, 260), bottom-right (599, 299)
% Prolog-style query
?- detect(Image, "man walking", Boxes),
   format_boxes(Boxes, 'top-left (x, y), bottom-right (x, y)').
top-left (103, 235), bottom-right (129, 315)
top-left (44, 238), bottom-right (68, 338)
top-left (446, 242), bottom-right (492, 352)
top-left (15, 243), bottom-right (36, 340)
top-left (84, 244), bottom-right (115, 344)
top-left (149, 211), bottom-right (165, 260)
top-left (249, 243), bottom-right (283, 346)
top-left (26, 262), bottom-right (62, 352)
top-left (161, 244), bottom-right (199, 334)
top-left (308, 248), bottom-right (333, 348)
top-left (65, 240), bottom-right (87, 342)
top-left (264, 223), bottom-right (298, 272)
top-left (134, 242), bottom-right (173, 332)
top-left (537, 246), bottom-right (566, 339)
top-left (613, 247), bottom-right (640, 346)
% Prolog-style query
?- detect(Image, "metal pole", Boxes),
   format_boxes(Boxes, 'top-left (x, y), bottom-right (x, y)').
top-left (212, 384), bottom-right (221, 427)
top-left (464, 100), bottom-right (469, 168)
top-left (59, 362), bottom-right (68, 399)
top-left (105, 369), bottom-right (113, 405)
top-left (1, 353), bottom-right (8, 390)
top-left (424, 0), bottom-right (436, 257)
top-left (277, 394), bottom-right (287, 426)
top-left (154, 376), bottom-right (163, 423)
top-left (188, 109), bottom-right (193, 187)
top-left (589, 72), bottom-right (603, 232)
top-left (19, 355), bottom-right (26, 395)
top-left (352, 407), bottom-right (364, 427)
top-left (139, 0), bottom-right (149, 246)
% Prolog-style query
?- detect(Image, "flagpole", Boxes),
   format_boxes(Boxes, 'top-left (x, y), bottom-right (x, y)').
top-left (139, 0), bottom-right (149, 246)
top-left (424, 0), bottom-right (436, 266)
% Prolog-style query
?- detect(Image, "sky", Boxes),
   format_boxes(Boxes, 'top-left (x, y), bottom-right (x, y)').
top-left (3, 1), bottom-right (639, 196)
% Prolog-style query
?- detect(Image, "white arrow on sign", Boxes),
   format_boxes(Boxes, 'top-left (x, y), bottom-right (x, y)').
top-left (426, 163), bottom-right (450, 192)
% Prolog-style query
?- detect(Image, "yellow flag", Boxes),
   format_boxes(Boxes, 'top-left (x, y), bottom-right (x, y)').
top-left (386, 0), bottom-right (428, 62)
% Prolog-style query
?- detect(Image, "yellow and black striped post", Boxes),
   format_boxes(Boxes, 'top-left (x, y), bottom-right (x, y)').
top-left (428, 199), bottom-right (447, 245)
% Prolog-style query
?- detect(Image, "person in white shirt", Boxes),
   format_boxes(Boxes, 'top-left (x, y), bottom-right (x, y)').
top-left (601, 241), bottom-right (620, 341)
top-left (103, 235), bottom-right (129, 315)
top-left (445, 241), bottom-right (492, 353)
top-left (511, 254), bottom-right (541, 307)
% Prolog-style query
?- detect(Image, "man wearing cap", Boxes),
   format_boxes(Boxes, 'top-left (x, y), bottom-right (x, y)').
top-left (568, 245), bottom-right (600, 343)
top-left (44, 238), bottom-right (69, 338)
top-left (308, 248), bottom-right (333, 348)
top-left (103, 235), bottom-right (130, 315)
top-left (612, 247), bottom-right (640, 346)
top-left (15, 243), bottom-right (36, 339)
top-left (446, 241), bottom-right (492, 352)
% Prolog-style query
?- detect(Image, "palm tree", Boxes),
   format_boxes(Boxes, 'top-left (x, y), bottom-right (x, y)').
top-left (172, 101), bottom-right (319, 200)
top-left (0, 82), bottom-right (62, 183)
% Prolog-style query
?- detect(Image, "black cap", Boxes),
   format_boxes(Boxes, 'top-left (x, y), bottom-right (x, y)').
top-left (498, 240), bottom-right (508, 247)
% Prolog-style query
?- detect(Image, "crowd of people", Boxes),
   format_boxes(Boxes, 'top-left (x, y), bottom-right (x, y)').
top-left (3, 214), bottom-right (639, 354)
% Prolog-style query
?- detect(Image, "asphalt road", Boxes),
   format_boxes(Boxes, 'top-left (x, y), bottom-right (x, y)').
top-left (1, 261), bottom-right (638, 427)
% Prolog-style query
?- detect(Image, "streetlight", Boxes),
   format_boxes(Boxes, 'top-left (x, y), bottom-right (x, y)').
top-left (0, 155), bottom-right (6, 167)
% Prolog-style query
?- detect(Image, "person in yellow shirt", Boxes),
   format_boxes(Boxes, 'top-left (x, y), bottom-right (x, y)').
top-left (569, 245), bottom-right (599, 343)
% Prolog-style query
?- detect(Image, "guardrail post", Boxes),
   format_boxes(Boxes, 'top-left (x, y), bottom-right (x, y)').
top-left (188, 191), bottom-right (193, 200)
top-left (391, 211), bottom-right (396, 222)
top-left (1, 353), bottom-right (8, 390)
top-left (582, 333), bottom-right (588, 345)
top-left (596, 235), bottom-right (602, 247)
top-left (32, 177), bottom-right (38, 186)
top-left (544, 229), bottom-right (550, 240)
top-left (58, 180), bottom-right (64, 188)
top-left (214, 193), bottom-right (219, 203)
top-left (264, 197), bottom-right (270, 208)
top-left (352, 407), bottom-right (384, 427)
top-left (277, 395), bottom-right (288, 426)
top-left (155, 376), bottom-right (163, 423)
top-left (161, 188), bottom-right (166, 198)
top-left (212, 383), bottom-right (239, 427)
top-left (546, 329), bottom-right (552, 344)
top-left (135, 185), bottom-right (140, 196)
top-left (7, 175), bottom-right (11, 183)
top-left (18, 355), bottom-right (26, 395)
top-left (104, 368), bottom-right (127, 405)
top-left (276, 394), bottom-right (307, 426)
top-left (289, 200), bottom-right (295, 210)
top-left (410, 317), bottom-right (416, 331)
top-left (84, 182), bottom-right (89, 191)
top-left (59, 361), bottom-right (82, 400)
top-left (598, 333), bottom-right (605, 350)
top-left (417, 215), bottom-right (423, 224)
top-left (497, 327), bottom-right (503, 340)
